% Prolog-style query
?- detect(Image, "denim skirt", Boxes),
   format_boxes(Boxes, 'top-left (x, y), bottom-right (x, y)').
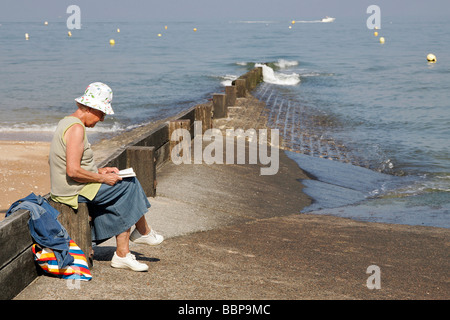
top-left (79, 177), bottom-right (151, 243)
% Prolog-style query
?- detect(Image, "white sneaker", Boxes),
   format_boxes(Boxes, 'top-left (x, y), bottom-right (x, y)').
top-left (111, 252), bottom-right (149, 272)
top-left (130, 228), bottom-right (164, 246)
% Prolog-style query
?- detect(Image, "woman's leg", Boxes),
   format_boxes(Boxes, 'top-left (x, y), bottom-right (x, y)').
top-left (111, 227), bottom-right (149, 272)
top-left (130, 215), bottom-right (164, 246)
top-left (115, 228), bottom-right (131, 257)
top-left (135, 216), bottom-right (151, 236)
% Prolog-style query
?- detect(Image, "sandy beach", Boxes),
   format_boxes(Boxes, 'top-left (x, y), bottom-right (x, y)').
top-left (0, 141), bottom-right (51, 220)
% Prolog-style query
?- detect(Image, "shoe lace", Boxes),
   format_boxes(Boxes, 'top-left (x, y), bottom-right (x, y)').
top-left (127, 253), bottom-right (137, 261)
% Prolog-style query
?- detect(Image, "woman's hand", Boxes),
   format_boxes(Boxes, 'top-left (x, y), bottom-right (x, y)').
top-left (98, 167), bottom-right (121, 186)
top-left (100, 172), bottom-right (122, 186)
top-left (98, 167), bottom-right (120, 175)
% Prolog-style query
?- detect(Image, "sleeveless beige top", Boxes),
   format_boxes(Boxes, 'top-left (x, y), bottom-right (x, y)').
top-left (49, 116), bottom-right (101, 208)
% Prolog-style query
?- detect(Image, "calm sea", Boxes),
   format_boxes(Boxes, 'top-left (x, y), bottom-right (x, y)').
top-left (0, 17), bottom-right (448, 227)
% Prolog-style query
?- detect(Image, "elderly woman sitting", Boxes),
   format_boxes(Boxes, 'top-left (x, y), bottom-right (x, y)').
top-left (49, 82), bottom-right (163, 272)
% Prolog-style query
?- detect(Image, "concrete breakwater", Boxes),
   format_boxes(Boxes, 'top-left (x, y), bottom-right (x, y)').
top-left (0, 67), bottom-right (264, 300)
top-left (253, 82), bottom-right (365, 167)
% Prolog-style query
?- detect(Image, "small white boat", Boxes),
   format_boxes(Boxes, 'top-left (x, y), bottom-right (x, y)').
top-left (321, 16), bottom-right (335, 23)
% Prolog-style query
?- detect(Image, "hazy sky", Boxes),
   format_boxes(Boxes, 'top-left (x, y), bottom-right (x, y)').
top-left (0, 0), bottom-right (448, 22)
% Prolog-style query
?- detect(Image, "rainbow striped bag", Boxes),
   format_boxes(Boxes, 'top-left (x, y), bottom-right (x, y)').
top-left (32, 240), bottom-right (92, 281)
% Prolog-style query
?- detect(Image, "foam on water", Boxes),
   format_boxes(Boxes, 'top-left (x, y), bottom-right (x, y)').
top-left (273, 59), bottom-right (299, 69)
top-left (220, 74), bottom-right (239, 86)
top-left (256, 63), bottom-right (300, 86)
top-left (0, 121), bottom-right (130, 134)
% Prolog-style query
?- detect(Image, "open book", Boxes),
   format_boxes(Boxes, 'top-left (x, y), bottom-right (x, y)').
top-left (117, 168), bottom-right (136, 178)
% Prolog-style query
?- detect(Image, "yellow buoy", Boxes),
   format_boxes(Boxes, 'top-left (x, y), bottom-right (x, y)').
top-left (68, 31), bottom-right (72, 37)
top-left (374, 31), bottom-right (378, 37)
top-left (117, 28), bottom-right (120, 33)
top-left (25, 33), bottom-right (29, 40)
top-left (193, 28), bottom-right (197, 32)
top-left (291, 20), bottom-right (296, 24)
top-left (379, 37), bottom-right (385, 44)
top-left (109, 39), bottom-right (115, 45)
top-left (165, 25), bottom-right (168, 30)
top-left (158, 33), bottom-right (162, 37)
top-left (427, 53), bottom-right (437, 63)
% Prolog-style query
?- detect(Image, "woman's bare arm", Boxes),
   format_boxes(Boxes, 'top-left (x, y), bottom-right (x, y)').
top-left (65, 124), bottom-right (122, 186)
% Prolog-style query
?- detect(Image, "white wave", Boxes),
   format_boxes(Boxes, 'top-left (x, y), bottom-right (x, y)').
top-left (0, 123), bottom-right (57, 132)
top-left (89, 122), bottom-right (128, 133)
top-left (381, 174), bottom-right (450, 198)
top-left (274, 59), bottom-right (299, 69)
top-left (256, 63), bottom-right (300, 86)
top-left (294, 20), bottom-right (322, 23)
top-left (418, 174), bottom-right (450, 193)
top-left (0, 121), bottom-right (128, 133)
top-left (235, 62), bottom-right (248, 66)
top-left (294, 18), bottom-right (335, 23)
top-left (220, 74), bottom-right (239, 86)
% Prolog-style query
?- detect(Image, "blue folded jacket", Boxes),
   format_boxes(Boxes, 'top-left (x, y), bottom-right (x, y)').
top-left (6, 193), bottom-right (74, 269)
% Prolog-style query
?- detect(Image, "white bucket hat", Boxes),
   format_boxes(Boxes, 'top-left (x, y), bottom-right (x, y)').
top-left (75, 82), bottom-right (114, 115)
